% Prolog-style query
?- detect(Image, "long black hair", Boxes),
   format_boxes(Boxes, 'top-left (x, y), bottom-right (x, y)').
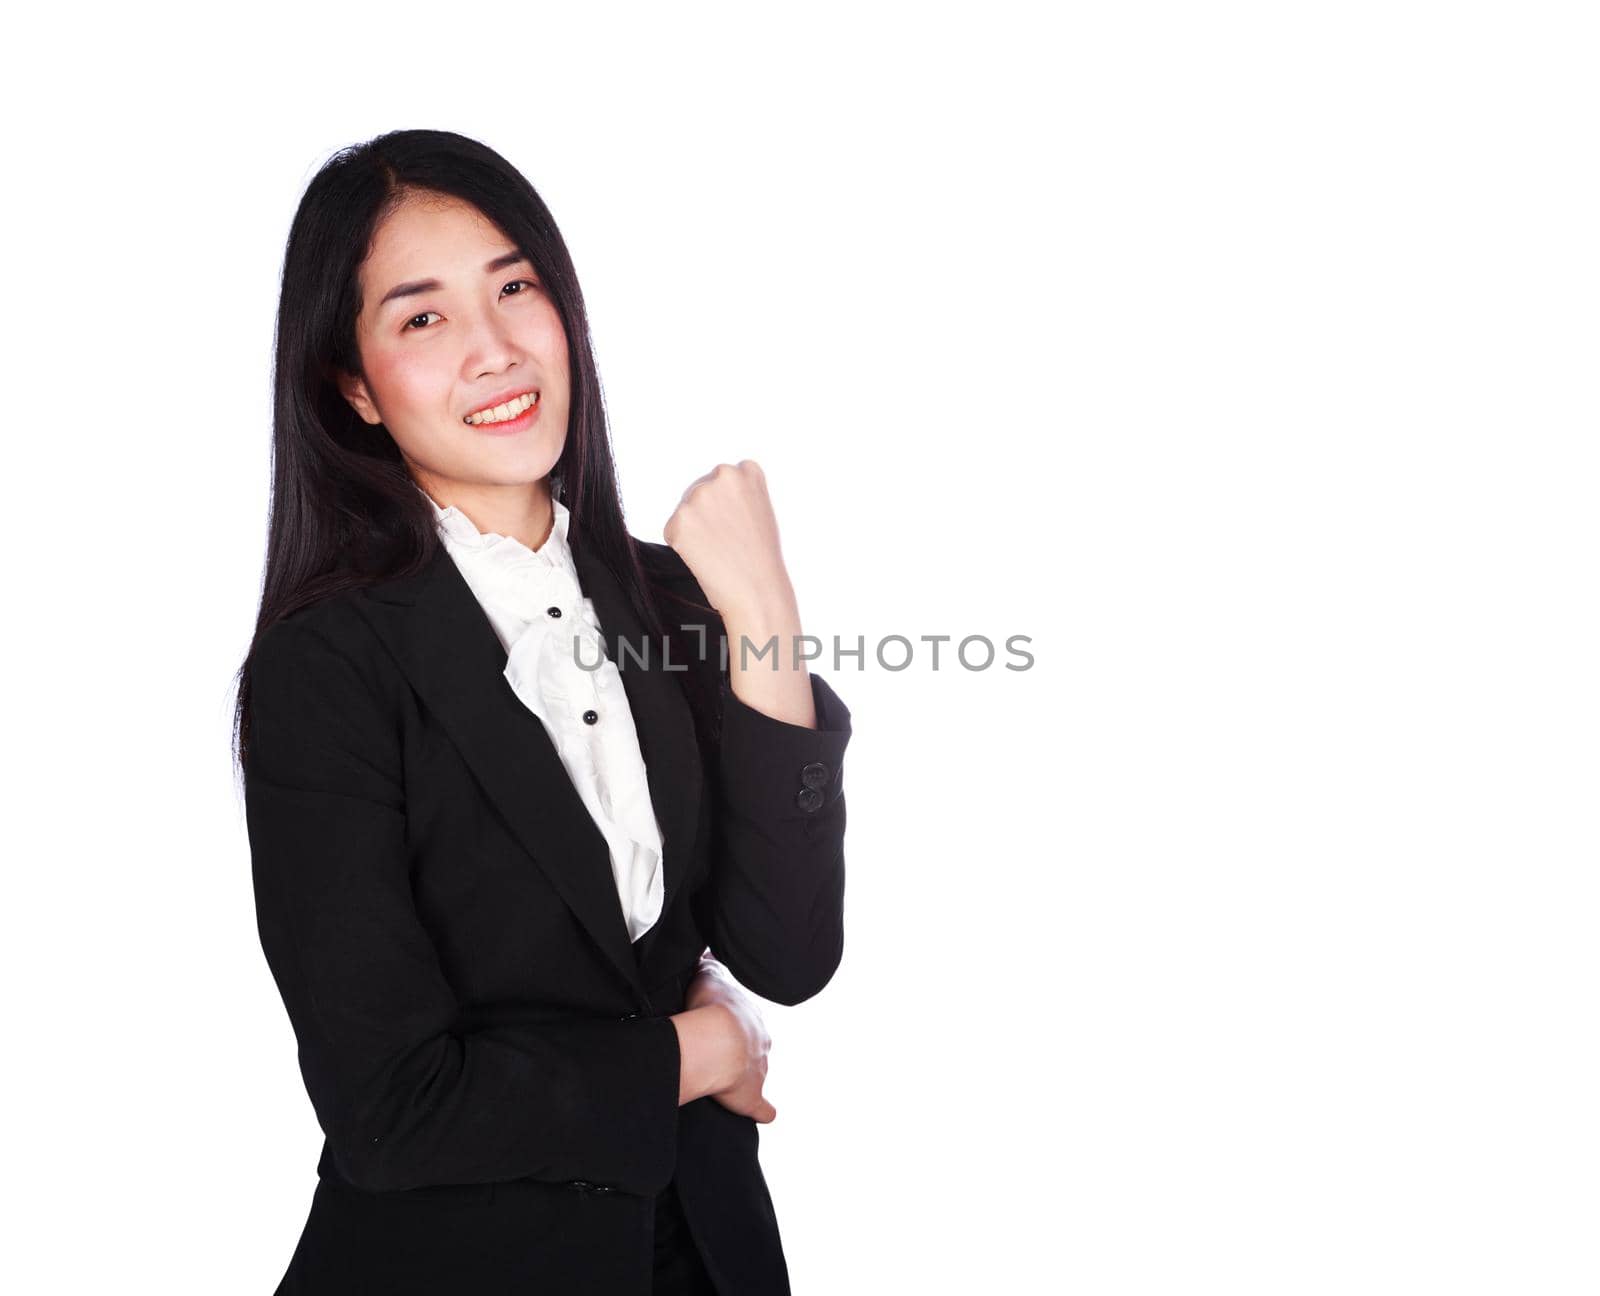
top-left (232, 129), bottom-right (715, 777)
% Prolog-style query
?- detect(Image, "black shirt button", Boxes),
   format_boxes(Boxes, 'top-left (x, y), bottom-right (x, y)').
top-left (547, 606), bottom-right (563, 618)
top-left (583, 709), bottom-right (599, 724)
top-left (796, 786), bottom-right (824, 814)
top-left (800, 761), bottom-right (829, 790)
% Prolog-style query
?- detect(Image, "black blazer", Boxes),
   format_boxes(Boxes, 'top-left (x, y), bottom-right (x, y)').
top-left (243, 530), bottom-right (852, 1295)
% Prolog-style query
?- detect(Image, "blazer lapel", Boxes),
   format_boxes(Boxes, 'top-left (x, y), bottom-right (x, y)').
top-left (358, 544), bottom-right (646, 1001)
top-left (355, 536), bottom-right (703, 1005)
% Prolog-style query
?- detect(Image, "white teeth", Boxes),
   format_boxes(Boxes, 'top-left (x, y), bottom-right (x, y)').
top-left (465, 391), bottom-right (538, 425)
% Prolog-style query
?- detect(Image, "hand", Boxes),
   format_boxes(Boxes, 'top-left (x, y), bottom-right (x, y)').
top-left (685, 953), bottom-right (778, 1124)
top-left (663, 461), bottom-right (797, 625)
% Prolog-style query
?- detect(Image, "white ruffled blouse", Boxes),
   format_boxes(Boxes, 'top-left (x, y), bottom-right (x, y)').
top-left (419, 486), bottom-right (666, 943)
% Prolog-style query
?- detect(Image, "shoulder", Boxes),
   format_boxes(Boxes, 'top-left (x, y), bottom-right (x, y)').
top-left (633, 538), bottom-right (716, 612)
top-left (633, 534), bottom-right (716, 617)
top-left (244, 592), bottom-right (405, 793)
top-left (633, 537), bottom-right (692, 584)
top-left (253, 590), bottom-right (372, 665)
top-left (249, 589), bottom-right (397, 711)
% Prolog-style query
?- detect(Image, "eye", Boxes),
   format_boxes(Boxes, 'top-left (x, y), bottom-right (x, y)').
top-left (403, 281), bottom-right (539, 333)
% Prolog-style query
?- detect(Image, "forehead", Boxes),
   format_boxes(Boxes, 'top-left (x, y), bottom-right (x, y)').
top-left (361, 195), bottom-right (513, 290)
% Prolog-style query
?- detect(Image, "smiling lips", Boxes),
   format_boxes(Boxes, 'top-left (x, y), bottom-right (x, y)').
top-left (464, 390), bottom-right (540, 426)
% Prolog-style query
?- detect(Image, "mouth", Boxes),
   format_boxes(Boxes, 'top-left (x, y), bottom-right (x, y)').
top-left (463, 389), bottom-right (540, 433)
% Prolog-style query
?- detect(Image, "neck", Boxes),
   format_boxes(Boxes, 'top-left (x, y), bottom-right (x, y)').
top-left (416, 473), bottom-right (556, 552)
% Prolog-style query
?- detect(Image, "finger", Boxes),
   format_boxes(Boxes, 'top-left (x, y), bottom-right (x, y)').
top-left (675, 466), bottom-right (720, 512)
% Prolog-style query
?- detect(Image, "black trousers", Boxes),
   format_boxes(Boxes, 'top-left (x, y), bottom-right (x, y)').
top-left (652, 1179), bottom-right (718, 1294)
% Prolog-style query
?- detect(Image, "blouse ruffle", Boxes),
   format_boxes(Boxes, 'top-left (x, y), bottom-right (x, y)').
top-left (421, 488), bottom-right (665, 940)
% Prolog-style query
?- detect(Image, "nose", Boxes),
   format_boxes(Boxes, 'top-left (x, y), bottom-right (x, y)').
top-left (462, 307), bottom-right (523, 378)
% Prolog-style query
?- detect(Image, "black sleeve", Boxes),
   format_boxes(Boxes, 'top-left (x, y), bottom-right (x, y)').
top-left (694, 663), bottom-right (854, 1008)
top-left (243, 612), bottom-right (682, 1196)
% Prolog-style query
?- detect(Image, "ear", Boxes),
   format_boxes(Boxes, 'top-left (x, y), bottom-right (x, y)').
top-left (335, 368), bottom-right (383, 426)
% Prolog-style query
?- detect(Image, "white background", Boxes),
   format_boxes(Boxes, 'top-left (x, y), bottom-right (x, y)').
top-left (4, 3), bottom-right (1595, 1292)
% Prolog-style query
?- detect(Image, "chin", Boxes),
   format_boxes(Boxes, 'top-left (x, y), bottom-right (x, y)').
top-left (469, 458), bottom-right (563, 488)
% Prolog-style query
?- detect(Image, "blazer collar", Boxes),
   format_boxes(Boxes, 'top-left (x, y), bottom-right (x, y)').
top-left (354, 536), bottom-right (704, 1006)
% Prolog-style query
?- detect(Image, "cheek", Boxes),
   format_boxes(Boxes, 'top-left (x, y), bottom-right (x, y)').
top-left (523, 304), bottom-right (571, 379)
top-left (365, 344), bottom-right (453, 424)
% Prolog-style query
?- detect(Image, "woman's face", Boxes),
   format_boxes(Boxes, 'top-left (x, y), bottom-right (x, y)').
top-left (338, 192), bottom-right (570, 498)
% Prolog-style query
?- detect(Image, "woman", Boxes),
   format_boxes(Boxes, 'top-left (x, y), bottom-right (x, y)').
top-left (232, 129), bottom-right (853, 1295)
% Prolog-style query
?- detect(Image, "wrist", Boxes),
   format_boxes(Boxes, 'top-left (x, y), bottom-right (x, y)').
top-left (684, 956), bottom-right (732, 1011)
top-left (720, 586), bottom-right (801, 645)
top-left (670, 1003), bottom-right (741, 1103)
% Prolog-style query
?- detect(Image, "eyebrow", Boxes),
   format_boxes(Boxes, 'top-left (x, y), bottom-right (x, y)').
top-left (376, 249), bottom-right (532, 309)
